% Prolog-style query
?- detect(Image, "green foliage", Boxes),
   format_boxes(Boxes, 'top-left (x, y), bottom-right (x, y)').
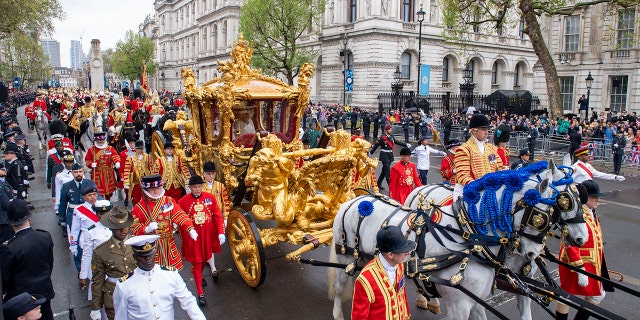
top-left (239, 0), bottom-right (325, 84)
top-left (102, 48), bottom-right (115, 74)
top-left (0, 32), bottom-right (50, 87)
top-left (0, 0), bottom-right (65, 40)
top-left (112, 31), bottom-right (157, 82)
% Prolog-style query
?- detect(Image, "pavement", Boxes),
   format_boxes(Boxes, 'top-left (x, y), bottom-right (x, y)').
top-left (14, 116), bottom-right (640, 319)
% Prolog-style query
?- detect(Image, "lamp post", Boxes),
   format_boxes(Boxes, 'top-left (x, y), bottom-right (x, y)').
top-left (416, 3), bottom-right (426, 96)
top-left (585, 71), bottom-right (594, 121)
top-left (459, 63), bottom-right (476, 109)
top-left (391, 65), bottom-right (403, 110)
top-left (341, 34), bottom-right (348, 106)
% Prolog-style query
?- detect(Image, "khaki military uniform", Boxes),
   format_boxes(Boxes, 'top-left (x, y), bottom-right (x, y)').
top-left (91, 236), bottom-right (136, 320)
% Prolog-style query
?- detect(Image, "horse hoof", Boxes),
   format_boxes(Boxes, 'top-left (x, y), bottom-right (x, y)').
top-left (416, 300), bottom-right (441, 315)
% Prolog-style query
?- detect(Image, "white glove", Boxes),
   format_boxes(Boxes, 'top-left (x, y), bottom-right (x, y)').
top-left (124, 185), bottom-right (130, 190)
top-left (614, 143), bottom-right (618, 148)
top-left (189, 229), bottom-right (199, 241)
top-left (26, 148), bottom-right (30, 153)
top-left (527, 135), bottom-right (531, 138)
top-left (224, 219), bottom-right (228, 229)
top-left (115, 162), bottom-right (121, 169)
top-left (145, 222), bottom-right (159, 233)
top-left (108, 126), bottom-right (116, 133)
top-left (23, 166), bottom-right (28, 170)
top-left (91, 162), bottom-right (97, 168)
top-left (578, 272), bottom-right (589, 287)
top-left (218, 234), bottom-right (226, 245)
top-left (406, 143), bottom-right (411, 148)
top-left (23, 180), bottom-right (29, 185)
top-left (89, 310), bottom-right (102, 320)
top-left (21, 191), bottom-right (26, 198)
top-left (69, 245), bottom-right (78, 257)
top-left (615, 175), bottom-right (625, 182)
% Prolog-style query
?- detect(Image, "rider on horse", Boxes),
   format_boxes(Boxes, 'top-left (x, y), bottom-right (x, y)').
top-left (108, 101), bottom-right (133, 145)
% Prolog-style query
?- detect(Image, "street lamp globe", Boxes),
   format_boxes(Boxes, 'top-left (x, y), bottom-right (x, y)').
top-left (463, 63), bottom-right (473, 84)
top-left (585, 72), bottom-right (594, 90)
top-left (393, 65), bottom-right (402, 81)
top-left (417, 4), bottom-right (425, 22)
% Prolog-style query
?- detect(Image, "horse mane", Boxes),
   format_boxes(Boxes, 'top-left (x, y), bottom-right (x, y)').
top-left (462, 161), bottom-right (550, 235)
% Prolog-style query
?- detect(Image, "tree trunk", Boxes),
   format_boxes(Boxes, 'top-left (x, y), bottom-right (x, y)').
top-left (520, 0), bottom-right (563, 119)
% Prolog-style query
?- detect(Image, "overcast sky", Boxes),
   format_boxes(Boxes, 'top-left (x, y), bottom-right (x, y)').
top-left (52, 0), bottom-right (155, 67)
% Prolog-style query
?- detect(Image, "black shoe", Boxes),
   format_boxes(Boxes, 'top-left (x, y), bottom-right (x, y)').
top-left (202, 278), bottom-right (207, 287)
top-left (27, 205), bottom-right (35, 211)
top-left (378, 185), bottom-right (385, 190)
top-left (212, 270), bottom-right (219, 281)
top-left (124, 201), bottom-right (128, 207)
top-left (197, 294), bottom-right (207, 307)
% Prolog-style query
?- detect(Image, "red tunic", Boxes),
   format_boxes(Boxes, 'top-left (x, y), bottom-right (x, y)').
top-left (497, 146), bottom-right (510, 169)
top-left (352, 255), bottom-right (411, 320)
top-left (558, 206), bottom-right (608, 296)
top-left (440, 154), bottom-right (456, 184)
top-left (117, 149), bottom-right (131, 189)
top-left (108, 111), bottom-right (133, 127)
top-left (389, 161), bottom-right (422, 204)
top-left (131, 196), bottom-right (195, 270)
top-left (131, 99), bottom-right (145, 114)
top-left (173, 98), bottom-right (185, 107)
top-left (178, 192), bottom-right (225, 263)
top-left (85, 145), bottom-right (120, 196)
top-left (24, 105), bottom-right (35, 121)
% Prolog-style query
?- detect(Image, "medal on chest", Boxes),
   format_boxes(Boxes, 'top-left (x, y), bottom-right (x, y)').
top-left (193, 203), bottom-right (206, 225)
top-left (404, 167), bottom-right (413, 185)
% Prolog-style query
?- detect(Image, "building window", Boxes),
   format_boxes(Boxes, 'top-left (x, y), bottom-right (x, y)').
top-left (513, 63), bottom-right (521, 88)
top-left (473, 14), bottom-right (479, 33)
top-left (610, 75), bottom-right (628, 112)
top-left (401, 0), bottom-right (413, 22)
top-left (347, 52), bottom-right (354, 70)
top-left (212, 24), bottom-right (218, 51)
top-left (202, 28), bottom-right (207, 52)
top-left (564, 15), bottom-right (580, 52)
top-left (491, 61), bottom-right (498, 84)
top-left (559, 76), bottom-right (574, 111)
top-left (349, 0), bottom-right (357, 22)
top-left (519, 16), bottom-right (525, 38)
top-left (617, 9), bottom-right (635, 49)
top-left (222, 21), bottom-right (227, 47)
top-left (400, 52), bottom-right (411, 79)
top-left (466, 60), bottom-right (474, 83)
top-left (442, 57), bottom-right (449, 82)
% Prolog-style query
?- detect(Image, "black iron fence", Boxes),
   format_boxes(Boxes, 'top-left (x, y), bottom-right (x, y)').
top-left (376, 92), bottom-right (540, 116)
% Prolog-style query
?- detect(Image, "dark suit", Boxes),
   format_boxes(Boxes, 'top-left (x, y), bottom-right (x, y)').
top-left (612, 135), bottom-right (626, 174)
top-left (370, 133), bottom-right (409, 188)
top-left (1, 227), bottom-right (55, 320)
top-left (58, 178), bottom-right (90, 270)
top-left (4, 158), bottom-right (26, 199)
top-left (0, 178), bottom-right (15, 244)
top-left (50, 163), bottom-right (65, 198)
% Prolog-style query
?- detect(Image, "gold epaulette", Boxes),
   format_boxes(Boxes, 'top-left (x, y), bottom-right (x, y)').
top-left (161, 266), bottom-right (176, 272)
top-left (119, 271), bottom-right (134, 282)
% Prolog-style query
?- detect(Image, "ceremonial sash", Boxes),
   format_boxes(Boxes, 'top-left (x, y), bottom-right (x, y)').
top-left (381, 135), bottom-right (394, 149)
top-left (77, 205), bottom-right (99, 223)
top-left (51, 153), bottom-right (62, 164)
top-left (577, 163), bottom-right (593, 179)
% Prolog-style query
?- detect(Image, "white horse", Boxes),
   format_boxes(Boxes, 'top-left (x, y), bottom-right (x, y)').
top-left (329, 160), bottom-right (577, 320)
top-left (75, 116), bottom-right (97, 168)
top-left (403, 162), bottom-right (589, 320)
top-left (34, 109), bottom-right (49, 157)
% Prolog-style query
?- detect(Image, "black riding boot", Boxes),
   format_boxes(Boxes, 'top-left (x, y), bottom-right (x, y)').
top-left (555, 311), bottom-right (568, 320)
top-left (573, 309), bottom-right (590, 320)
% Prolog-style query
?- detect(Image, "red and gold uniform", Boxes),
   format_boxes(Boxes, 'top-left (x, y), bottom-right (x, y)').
top-left (85, 143), bottom-right (121, 197)
top-left (454, 138), bottom-right (503, 187)
top-left (497, 146), bottom-right (510, 170)
top-left (440, 153), bottom-right (456, 184)
top-left (24, 104), bottom-right (35, 121)
top-left (352, 254), bottom-right (411, 320)
top-left (178, 191), bottom-right (224, 295)
top-left (123, 152), bottom-right (154, 204)
top-left (389, 160), bottom-right (422, 205)
top-left (559, 205), bottom-right (610, 296)
top-left (202, 180), bottom-right (230, 220)
top-left (131, 195), bottom-right (195, 270)
top-left (107, 108), bottom-right (133, 128)
top-left (30, 99), bottom-right (52, 121)
top-left (154, 155), bottom-right (191, 202)
top-left (131, 99), bottom-right (145, 114)
top-left (96, 97), bottom-right (109, 110)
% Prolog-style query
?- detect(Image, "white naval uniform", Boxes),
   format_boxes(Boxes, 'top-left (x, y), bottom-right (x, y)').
top-left (79, 222), bottom-right (112, 299)
top-left (113, 265), bottom-right (205, 320)
top-left (69, 202), bottom-right (99, 251)
top-left (54, 169), bottom-right (74, 211)
top-left (572, 160), bottom-right (617, 184)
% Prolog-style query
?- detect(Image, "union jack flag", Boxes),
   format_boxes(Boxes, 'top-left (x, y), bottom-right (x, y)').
top-left (630, 150), bottom-right (640, 166)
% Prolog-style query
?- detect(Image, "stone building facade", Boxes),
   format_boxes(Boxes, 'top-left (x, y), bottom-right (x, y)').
top-left (145, 0), bottom-right (541, 109)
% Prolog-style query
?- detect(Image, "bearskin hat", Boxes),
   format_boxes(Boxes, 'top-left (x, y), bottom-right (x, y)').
top-left (122, 87), bottom-right (130, 98)
top-left (49, 120), bottom-right (67, 136)
top-left (133, 88), bottom-right (143, 99)
top-left (493, 124), bottom-right (511, 144)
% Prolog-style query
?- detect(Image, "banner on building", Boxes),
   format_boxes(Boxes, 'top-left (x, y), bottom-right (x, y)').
top-left (345, 70), bottom-right (353, 92)
top-left (419, 65), bottom-right (430, 96)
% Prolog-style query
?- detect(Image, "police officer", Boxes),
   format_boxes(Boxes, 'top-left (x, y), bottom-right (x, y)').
top-left (14, 134), bottom-right (34, 175)
top-left (58, 164), bottom-right (90, 240)
top-left (0, 199), bottom-right (55, 320)
top-left (4, 143), bottom-right (27, 199)
top-left (0, 162), bottom-right (15, 244)
top-left (90, 207), bottom-right (136, 320)
top-left (370, 125), bottom-right (410, 190)
top-left (362, 111), bottom-right (371, 139)
top-left (113, 235), bottom-right (206, 320)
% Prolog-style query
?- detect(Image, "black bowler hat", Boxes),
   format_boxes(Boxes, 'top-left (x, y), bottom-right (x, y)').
top-left (494, 124), bottom-right (511, 144)
top-left (4, 143), bottom-right (19, 154)
top-left (6, 199), bottom-right (31, 225)
top-left (399, 147), bottom-right (412, 156)
top-left (469, 114), bottom-right (490, 129)
top-left (135, 140), bottom-right (144, 149)
top-left (94, 131), bottom-right (107, 141)
top-left (3, 292), bottom-right (46, 320)
top-left (81, 181), bottom-right (98, 195)
top-left (445, 139), bottom-right (461, 150)
top-left (376, 226), bottom-right (416, 253)
top-left (141, 174), bottom-right (164, 189)
top-left (164, 141), bottom-right (174, 149)
top-left (188, 175), bottom-right (205, 186)
top-left (125, 235), bottom-right (159, 257)
top-left (203, 161), bottom-right (216, 172)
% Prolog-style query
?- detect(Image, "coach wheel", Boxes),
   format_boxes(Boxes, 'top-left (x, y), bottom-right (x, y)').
top-left (227, 208), bottom-right (266, 288)
top-left (150, 130), bottom-right (166, 163)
